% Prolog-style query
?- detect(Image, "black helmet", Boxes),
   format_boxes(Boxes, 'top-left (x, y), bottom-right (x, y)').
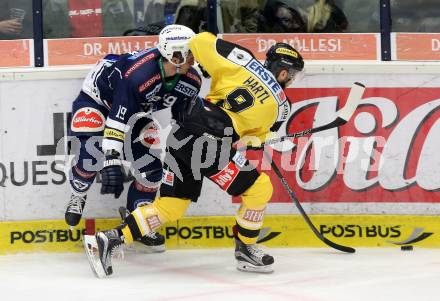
top-left (264, 43), bottom-right (304, 79)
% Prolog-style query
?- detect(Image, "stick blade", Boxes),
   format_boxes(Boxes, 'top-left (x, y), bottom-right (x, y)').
top-left (323, 237), bottom-right (356, 253)
top-left (337, 82), bottom-right (365, 121)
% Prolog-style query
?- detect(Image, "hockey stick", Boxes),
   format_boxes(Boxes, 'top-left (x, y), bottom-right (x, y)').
top-left (262, 150), bottom-right (356, 253)
top-left (261, 82), bottom-right (366, 148)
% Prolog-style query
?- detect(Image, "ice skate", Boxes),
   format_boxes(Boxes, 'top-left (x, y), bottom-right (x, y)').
top-left (235, 238), bottom-right (274, 273)
top-left (65, 194), bottom-right (86, 228)
top-left (83, 229), bottom-right (124, 278)
top-left (119, 206), bottom-right (166, 253)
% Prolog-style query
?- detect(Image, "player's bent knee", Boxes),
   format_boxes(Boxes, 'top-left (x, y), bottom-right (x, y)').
top-left (241, 172), bottom-right (273, 208)
top-left (122, 197), bottom-right (191, 243)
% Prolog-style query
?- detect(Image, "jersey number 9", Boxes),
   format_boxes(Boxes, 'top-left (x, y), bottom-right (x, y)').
top-left (224, 88), bottom-right (255, 113)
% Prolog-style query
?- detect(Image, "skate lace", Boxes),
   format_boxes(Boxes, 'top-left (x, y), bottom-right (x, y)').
top-left (247, 244), bottom-right (265, 258)
top-left (67, 195), bottom-right (85, 214)
top-left (111, 243), bottom-right (124, 260)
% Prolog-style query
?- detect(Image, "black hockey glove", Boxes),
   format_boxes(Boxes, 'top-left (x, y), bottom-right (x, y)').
top-left (100, 151), bottom-right (124, 198)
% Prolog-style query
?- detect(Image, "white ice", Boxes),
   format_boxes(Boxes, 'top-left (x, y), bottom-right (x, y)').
top-left (0, 248), bottom-right (439, 301)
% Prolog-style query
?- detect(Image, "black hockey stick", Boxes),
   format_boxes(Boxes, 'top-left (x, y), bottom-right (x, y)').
top-left (262, 150), bottom-right (356, 253)
top-left (260, 82), bottom-right (366, 148)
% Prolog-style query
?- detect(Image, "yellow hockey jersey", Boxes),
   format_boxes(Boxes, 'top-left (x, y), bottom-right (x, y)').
top-left (189, 32), bottom-right (290, 141)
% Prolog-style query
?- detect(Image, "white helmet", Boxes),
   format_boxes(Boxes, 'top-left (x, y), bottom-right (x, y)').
top-left (157, 24), bottom-right (195, 66)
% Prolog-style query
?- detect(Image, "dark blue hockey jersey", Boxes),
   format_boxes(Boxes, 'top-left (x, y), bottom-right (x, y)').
top-left (81, 48), bottom-right (202, 153)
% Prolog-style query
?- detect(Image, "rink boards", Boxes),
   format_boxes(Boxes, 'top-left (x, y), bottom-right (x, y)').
top-left (2, 63), bottom-right (440, 254)
top-left (0, 214), bottom-right (438, 254)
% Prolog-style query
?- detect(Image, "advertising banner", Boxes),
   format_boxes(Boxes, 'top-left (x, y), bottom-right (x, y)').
top-left (242, 83), bottom-right (440, 204)
top-left (1, 72), bottom-right (440, 223)
top-left (0, 39), bottom-right (32, 68)
top-left (1, 214), bottom-right (438, 254)
top-left (43, 33), bottom-right (379, 66)
top-left (44, 36), bottom-right (158, 66)
top-left (393, 33), bottom-right (440, 60)
top-left (0, 77), bottom-right (227, 221)
top-left (222, 33), bottom-right (379, 61)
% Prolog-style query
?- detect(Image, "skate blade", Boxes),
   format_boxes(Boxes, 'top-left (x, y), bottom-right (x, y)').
top-left (125, 241), bottom-right (166, 254)
top-left (83, 235), bottom-right (107, 278)
top-left (236, 260), bottom-right (274, 274)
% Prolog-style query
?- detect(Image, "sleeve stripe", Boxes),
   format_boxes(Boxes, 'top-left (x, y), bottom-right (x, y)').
top-left (106, 118), bottom-right (128, 132)
top-left (102, 139), bottom-right (123, 154)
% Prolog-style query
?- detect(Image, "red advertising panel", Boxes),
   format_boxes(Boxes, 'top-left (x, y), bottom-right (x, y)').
top-left (45, 36), bottom-right (158, 66)
top-left (395, 33), bottom-right (440, 60)
top-left (0, 39), bottom-right (31, 67)
top-left (242, 87), bottom-right (440, 203)
top-left (222, 33), bottom-right (379, 61)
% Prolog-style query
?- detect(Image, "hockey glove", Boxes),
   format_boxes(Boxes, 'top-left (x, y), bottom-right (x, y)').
top-left (100, 152), bottom-right (124, 198)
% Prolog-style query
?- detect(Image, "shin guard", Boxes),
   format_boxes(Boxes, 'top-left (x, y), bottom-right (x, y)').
top-left (235, 173), bottom-right (273, 244)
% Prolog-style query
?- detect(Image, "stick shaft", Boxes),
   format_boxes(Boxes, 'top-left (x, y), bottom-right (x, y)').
top-left (262, 150), bottom-right (356, 253)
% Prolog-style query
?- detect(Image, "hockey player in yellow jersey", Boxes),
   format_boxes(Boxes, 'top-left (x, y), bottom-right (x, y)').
top-left (189, 31), bottom-right (293, 142)
top-left (83, 31), bottom-right (305, 277)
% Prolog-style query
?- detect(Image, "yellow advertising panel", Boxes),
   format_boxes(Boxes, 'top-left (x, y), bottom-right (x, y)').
top-left (1, 215), bottom-right (438, 254)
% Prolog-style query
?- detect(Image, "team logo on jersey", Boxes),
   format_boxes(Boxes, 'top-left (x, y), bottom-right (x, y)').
top-left (162, 170), bottom-right (174, 186)
top-left (209, 162), bottom-right (240, 191)
top-left (139, 121), bottom-right (161, 148)
top-left (175, 81), bottom-right (197, 97)
top-left (139, 74), bottom-right (161, 92)
top-left (71, 107), bottom-right (105, 132)
top-left (144, 84), bottom-right (162, 101)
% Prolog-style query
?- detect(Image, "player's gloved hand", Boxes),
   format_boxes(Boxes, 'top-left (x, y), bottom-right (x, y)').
top-left (100, 150), bottom-right (124, 198)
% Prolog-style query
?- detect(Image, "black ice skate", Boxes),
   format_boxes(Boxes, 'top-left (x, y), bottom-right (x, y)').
top-left (119, 206), bottom-right (166, 253)
top-left (235, 238), bottom-right (274, 273)
top-left (83, 229), bottom-right (123, 278)
top-left (65, 194), bottom-right (86, 228)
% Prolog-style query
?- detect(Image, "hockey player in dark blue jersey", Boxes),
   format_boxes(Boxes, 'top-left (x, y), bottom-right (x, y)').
top-left (65, 24), bottom-right (201, 252)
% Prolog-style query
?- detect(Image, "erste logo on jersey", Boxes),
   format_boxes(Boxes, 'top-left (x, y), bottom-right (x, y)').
top-left (71, 107), bottom-right (105, 132)
top-left (175, 81), bottom-right (198, 97)
top-left (245, 59), bottom-right (285, 104)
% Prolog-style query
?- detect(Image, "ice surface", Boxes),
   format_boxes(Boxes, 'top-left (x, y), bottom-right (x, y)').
top-left (0, 248), bottom-right (438, 301)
